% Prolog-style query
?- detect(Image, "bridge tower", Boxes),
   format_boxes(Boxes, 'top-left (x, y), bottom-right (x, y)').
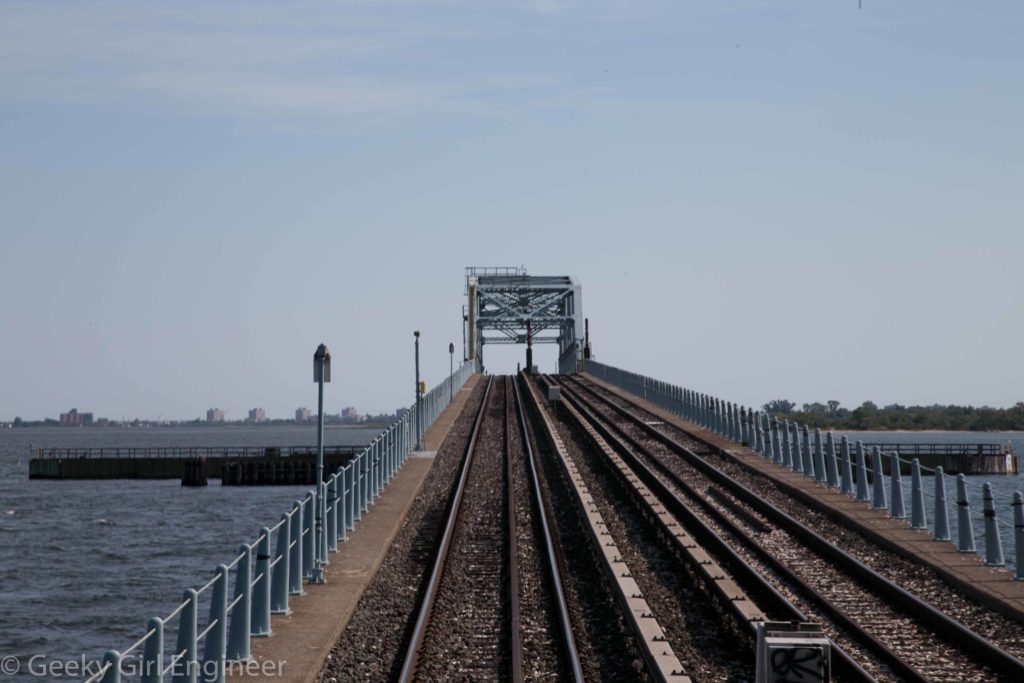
top-left (465, 266), bottom-right (584, 374)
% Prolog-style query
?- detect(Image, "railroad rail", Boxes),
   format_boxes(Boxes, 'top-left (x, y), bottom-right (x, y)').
top-left (539, 374), bottom-right (876, 682)
top-left (559, 373), bottom-right (1024, 682)
top-left (398, 376), bottom-right (583, 681)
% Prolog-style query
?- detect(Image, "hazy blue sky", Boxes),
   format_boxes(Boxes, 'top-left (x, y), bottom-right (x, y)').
top-left (2, 1), bottom-right (1022, 421)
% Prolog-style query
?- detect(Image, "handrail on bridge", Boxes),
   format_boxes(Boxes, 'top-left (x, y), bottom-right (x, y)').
top-left (83, 360), bottom-right (478, 683)
top-left (582, 359), bottom-right (1024, 583)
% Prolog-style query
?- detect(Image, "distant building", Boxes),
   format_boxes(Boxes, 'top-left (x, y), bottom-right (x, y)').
top-left (341, 407), bottom-right (359, 420)
top-left (395, 407), bottom-right (410, 419)
top-left (295, 407), bottom-right (311, 422)
top-left (206, 408), bottom-right (225, 423)
top-left (248, 407), bottom-right (266, 423)
top-left (59, 408), bottom-right (93, 426)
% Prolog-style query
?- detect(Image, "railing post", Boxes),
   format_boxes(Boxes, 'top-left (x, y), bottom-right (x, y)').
top-left (854, 441), bottom-right (869, 501)
top-left (790, 422), bottom-right (802, 473)
top-left (771, 418), bottom-right (782, 464)
top-left (910, 459), bottom-right (927, 530)
top-left (814, 429), bottom-right (826, 483)
top-left (871, 447), bottom-right (887, 510)
top-left (335, 468), bottom-right (345, 542)
top-left (271, 514), bottom-right (290, 615)
top-left (288, 503), bottom-right (304, 596)
top-left (956, 474), bottom-right (976, 553)
top-left (983, 483), bottom-right (1005, 566)
top-left (1013, 491), bottom-right (1024, 580)
top-left (753, 412), bottom-right (763, 453)
top-left (802, 426), bottom-right (814, 478)
top-left (361, 452), bottom-right (369, 513)
top-left (201, 565), bottom-right (228, 683)
top-left (303, 491), bottom-right (315, 580)
top-left (141, 618), bottom-right (163, 683)
top-left (839, 438), bottom-right (856, 497)
top-left (344, 464), bottom-right (353, 535)
top-left (171, 588), bottom-right (198, 683)
top-left (934, 467), bottom-right (950, 541)
top-left (100, 650), bottom-right (121, 683)
top-left (890, 453), bottom-right (906, 519)
top-left (327, 474), bottom-right (338, 553)
top-left (739, 407), bottom-right (748, 445)
top-left (825, 432), bottom-right (839, 488)
top-left (251, 527), bottom-right (271, 637)
top-left (226, 544), bottom-right (252, 662)
top-left (780, 419), bottom-right (791, 467)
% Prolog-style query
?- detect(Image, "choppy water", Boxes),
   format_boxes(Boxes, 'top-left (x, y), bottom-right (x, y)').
top-left (834, 430), bottom-right (1024, 568)
top-left (0, 425), bottom-right (376, 680)
top-left (1, 427), bottom-right (1022, 679)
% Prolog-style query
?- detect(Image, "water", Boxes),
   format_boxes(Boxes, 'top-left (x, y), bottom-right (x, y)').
top-left (0, 425), bottom-right (377, 679)
top-left (836, 431), bottom-right (1024, 567)
top-left (2, 426), bottom-right (1022, 677)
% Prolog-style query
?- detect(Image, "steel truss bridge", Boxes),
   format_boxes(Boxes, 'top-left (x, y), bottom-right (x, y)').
top-left (465, 266), bottom-right (584, 374)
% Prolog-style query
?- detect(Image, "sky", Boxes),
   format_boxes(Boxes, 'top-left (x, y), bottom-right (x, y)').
top-left (1, 1), bottom-right (1023, 421)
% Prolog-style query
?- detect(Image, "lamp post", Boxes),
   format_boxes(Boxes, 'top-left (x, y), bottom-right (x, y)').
top-left (414, 331), bottom-right (422, 451)
top-left (449, 342), bottom-right (455, 403)
top-left (312, 344), bottom-right (331, 584)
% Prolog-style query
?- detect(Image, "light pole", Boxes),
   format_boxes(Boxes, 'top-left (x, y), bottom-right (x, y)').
top-left (449, 342), bottom-right (455, 403)
top-left (313, 343), bottom-right (331, 584)
top-left (414, 331), bottom-right (422, 451)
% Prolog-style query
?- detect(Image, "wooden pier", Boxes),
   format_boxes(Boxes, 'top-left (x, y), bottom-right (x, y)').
top-left (28, 445), bottom-right (366, 484)
top-left (861, 442), bottom-right (1019, 475)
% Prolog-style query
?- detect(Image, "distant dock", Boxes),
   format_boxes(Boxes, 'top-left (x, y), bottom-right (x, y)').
top-left (860, 442), bottom-right (1019, 475)
top-left (28, 445), bottom-right (367, 484)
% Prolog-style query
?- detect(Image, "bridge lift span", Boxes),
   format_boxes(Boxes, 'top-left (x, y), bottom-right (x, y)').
top-left (465, 266), bottom-right (587, 375)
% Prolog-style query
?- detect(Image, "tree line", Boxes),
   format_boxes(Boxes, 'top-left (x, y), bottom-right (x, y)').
top-left (762, 399), bottom-right (1024, 431)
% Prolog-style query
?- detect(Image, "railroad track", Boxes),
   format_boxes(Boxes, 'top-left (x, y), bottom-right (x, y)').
top-left (554, 373), bottom-right (1024, 682)
top-left (398, 376), bottom-right (583, 682)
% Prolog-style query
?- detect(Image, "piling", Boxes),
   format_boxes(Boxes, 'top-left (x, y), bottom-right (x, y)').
top-left (181, 457), bottom-right (208, 487)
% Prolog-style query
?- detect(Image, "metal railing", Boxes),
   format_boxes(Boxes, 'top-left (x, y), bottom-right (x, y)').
top-left (83, 360), bottom-right (478, 683)
top-left (584, 359), bottom-right (1024, 582)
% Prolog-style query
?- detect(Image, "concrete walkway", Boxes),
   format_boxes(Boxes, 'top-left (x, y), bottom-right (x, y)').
top-left (583, 373), bottom-right (1024, 625)
top-left (230, 375), bottom-right (481, 682)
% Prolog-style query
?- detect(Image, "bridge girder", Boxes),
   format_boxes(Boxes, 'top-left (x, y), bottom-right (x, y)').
top-left (465, 266), bottom-right (583, 373)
